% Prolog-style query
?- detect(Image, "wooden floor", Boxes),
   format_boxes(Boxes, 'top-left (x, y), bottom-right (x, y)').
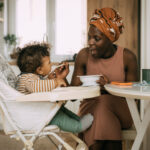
top-left (0, 131), bottom-right (76, 150)
top-left (0, 130), bottom-right (142, 150)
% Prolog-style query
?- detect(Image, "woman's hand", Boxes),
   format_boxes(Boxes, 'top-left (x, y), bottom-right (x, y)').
top-left (97, 74), bottom-right (109, 86)
top-left (55, 62), bottom-right (69, 79)
top-left (48, 72), bottom-right (56, 79)
top-left (48, 62), bottom-right (69, 79)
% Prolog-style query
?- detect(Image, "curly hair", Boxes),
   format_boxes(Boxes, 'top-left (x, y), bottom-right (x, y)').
top-left (17, 42), bottom-right (50, 73)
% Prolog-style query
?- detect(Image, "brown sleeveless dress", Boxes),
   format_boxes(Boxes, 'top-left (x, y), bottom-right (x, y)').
top-left (78, 46), bottom-right (132, 147)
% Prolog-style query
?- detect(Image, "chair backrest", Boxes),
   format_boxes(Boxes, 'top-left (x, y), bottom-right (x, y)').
top-left (0, 55), bottom-right (18, 89)
top-left (0, 55), bottom-right (59, 134)
top-left (0, 80), bottom-right (57, 134)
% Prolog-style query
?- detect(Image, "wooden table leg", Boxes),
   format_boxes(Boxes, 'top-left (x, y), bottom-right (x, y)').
top-left (126, 98), bottom-right (150, 150)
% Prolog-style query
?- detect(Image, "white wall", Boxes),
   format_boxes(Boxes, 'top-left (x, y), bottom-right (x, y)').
top-left (141, 0), bottom-right (150, 70)
top-left (141, 0), bottom-right (150, 149)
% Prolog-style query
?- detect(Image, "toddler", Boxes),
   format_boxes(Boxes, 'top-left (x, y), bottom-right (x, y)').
top-left (16, 42), bottom-right (93, 133)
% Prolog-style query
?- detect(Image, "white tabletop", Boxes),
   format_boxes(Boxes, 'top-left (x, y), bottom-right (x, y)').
top-left (105, 83), bottom-right (150, 150)
top-left (16, 86), bottom-right (100, 102)
top-left (105, 84), bottom-right (150, 100)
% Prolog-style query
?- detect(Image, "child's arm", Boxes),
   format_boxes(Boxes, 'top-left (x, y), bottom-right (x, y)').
top-left (25, 78), bottom-right (57, 93)
top-left (25, 75), bottom-right (67, 93)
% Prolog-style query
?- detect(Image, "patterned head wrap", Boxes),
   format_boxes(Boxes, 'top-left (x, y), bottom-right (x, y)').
top-left (90, 8), bottom-right (124, 42)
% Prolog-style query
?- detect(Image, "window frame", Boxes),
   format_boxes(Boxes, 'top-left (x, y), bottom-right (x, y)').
top-left (5, 0), bottom-right (87, 63)
top-left (46, 0), bottom-right (87, 62)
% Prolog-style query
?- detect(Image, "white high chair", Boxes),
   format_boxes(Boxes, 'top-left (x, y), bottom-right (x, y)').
top-left (0, 80), bottom-right (90, 150)
top-left (0, 55), bottom-right (90, 150)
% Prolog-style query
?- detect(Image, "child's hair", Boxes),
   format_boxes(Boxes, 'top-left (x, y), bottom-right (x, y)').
top-left (17, 42), bottom-right (50, 73)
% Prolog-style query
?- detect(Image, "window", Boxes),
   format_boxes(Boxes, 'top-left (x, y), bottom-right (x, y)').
top-left (15, 0), bottom-right (87, 62)
top-left (16, 0), bottom-right (46, 47)
top-left (47, 0), bottom-right (87, 62)
top-left (55, 0), bottom-right (87, 55)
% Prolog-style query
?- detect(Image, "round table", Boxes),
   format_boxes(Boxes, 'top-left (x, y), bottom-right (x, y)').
top-left (105, 84), bottom-right (150, 150)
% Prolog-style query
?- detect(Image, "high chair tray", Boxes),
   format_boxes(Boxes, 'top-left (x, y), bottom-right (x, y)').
top-left (16, 86), bottom-right (100, 102)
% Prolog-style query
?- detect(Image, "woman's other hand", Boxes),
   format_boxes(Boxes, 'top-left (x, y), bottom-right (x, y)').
top-left (97, 74), bottom-right (109, 86)
top-left (97, 74), bottom-right (109, 94)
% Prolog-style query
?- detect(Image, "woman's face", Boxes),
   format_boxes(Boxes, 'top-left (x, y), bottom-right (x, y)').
top-left (88, 25), bottom-right (111, 58)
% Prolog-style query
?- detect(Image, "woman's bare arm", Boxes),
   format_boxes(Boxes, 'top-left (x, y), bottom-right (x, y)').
top-left (71, 48), bottom-right (88, 86)
top-left (123, 48), bottom-right (139, 82)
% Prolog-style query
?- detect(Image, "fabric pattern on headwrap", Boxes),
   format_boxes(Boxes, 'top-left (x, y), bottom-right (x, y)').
top-left (90, 8), bottom-right (124, 42)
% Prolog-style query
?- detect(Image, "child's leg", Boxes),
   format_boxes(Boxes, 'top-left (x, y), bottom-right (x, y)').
top-left (49, 109), bottom-right (93, 133)
top-left (49, 109), bottom-right (81, 133)
top-left (61, 106), bottom-right (94, 132)
top-left (60, 105), bottom-right (80, 121)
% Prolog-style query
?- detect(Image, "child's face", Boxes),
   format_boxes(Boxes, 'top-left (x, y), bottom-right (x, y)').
top-left (39, 56), bottom-right (52, 76)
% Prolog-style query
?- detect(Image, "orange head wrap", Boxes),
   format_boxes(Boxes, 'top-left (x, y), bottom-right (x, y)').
top-left (90, 8), bottom-right (124, 42)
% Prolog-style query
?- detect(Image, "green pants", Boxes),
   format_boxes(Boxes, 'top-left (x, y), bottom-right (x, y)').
top-left (49, 105), bottom-right (82, 133)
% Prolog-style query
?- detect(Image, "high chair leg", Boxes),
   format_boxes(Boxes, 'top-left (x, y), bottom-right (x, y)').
top-left (58, 145), bottom-right (63, 150)
top-left (47, 132), bottom-right (88, 150)
top-left (47, 135), bottom-right (62, 149)
top-left (47, 132), bottom-right (74, 150)
top-left (68, 133), bottom-right (88, 150)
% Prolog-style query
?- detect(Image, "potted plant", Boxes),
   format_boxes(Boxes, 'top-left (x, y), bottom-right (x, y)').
top-left (0, 2), bottom-right (4, 11)
top-left (3, 34), bottom-right (18, 59)
top-left (4, 34), bottom-right (17, 46)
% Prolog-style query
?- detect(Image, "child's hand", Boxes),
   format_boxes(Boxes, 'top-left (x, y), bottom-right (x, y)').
top-left (55, 62), bottom-right (69, 79)
top-left (56, 78), bottom-right (67, 87)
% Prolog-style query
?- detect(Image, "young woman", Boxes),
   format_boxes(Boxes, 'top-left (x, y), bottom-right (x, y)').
top-left (71, 8), bottom-right (139, 150)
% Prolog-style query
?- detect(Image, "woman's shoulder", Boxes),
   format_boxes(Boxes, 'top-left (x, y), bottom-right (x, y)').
top-left (76, 47), bottom-right (89, 64)
top-left (123, 48), bottom-right (137, 61)
top-left (78, 47), bottom-right (89, 56)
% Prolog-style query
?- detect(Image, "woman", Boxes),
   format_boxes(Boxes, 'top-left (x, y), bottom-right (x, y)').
top-left (71, 8), bottom-right (138, 150)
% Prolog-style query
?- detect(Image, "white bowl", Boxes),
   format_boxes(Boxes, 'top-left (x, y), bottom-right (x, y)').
top-left (78, 75), bottom-right (101, 86)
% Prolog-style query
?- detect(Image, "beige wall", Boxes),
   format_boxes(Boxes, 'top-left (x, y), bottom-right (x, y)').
top-left (87, 0), bottom-right (139, 58)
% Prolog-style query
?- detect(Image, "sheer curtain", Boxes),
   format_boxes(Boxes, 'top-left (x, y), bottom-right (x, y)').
top-left (16, 0), bottom-right (46, 47)
top-left (48, 0), bottom-right (87, 62)
top-left (55, 0), bottom-right (87, 55)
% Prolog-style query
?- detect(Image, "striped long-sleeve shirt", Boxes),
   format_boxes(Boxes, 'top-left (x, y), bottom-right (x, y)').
top-left (17, 73), bottom-right (57, 94)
